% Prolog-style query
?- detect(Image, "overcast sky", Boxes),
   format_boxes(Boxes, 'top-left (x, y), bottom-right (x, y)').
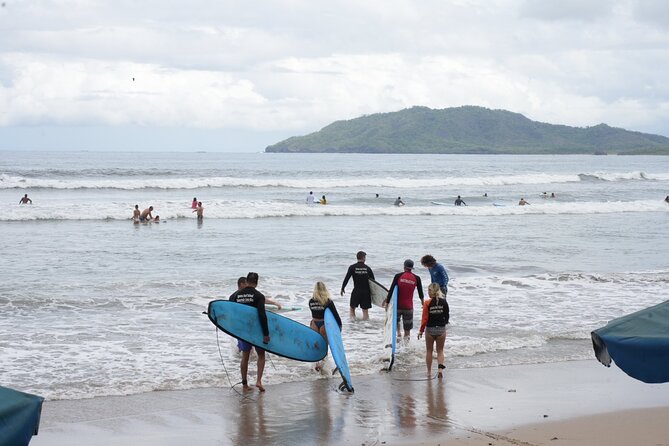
top-left (1, 0), bottom-right (668, 151)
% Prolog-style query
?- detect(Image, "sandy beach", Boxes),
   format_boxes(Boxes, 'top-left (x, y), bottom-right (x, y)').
top-left (29, 359), bottom-right (669, 446)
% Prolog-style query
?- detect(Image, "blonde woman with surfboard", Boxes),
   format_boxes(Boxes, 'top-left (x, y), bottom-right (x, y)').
top-left (308, 282), bottom-right (342, 371)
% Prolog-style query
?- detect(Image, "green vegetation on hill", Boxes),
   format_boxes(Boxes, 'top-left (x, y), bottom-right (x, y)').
top-left (265, 106), bottom-right (669, 155)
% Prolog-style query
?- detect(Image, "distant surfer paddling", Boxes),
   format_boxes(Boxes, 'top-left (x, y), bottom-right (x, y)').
top-left (341, 251), bottom-right (375, 320)
top-left (19, 194), bottom-right (32, 204)
top-left (229, 272), bottom-right (270, 392)
top-left (394, 197), bottom-right (405, 206)
top-left (454, 195), bottom-right (466, 206)
top-left (518, 198), bottom-right (530, 206)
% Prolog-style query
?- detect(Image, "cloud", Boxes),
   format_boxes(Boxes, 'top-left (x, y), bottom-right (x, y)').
top-left (1, 0), bottom-right (669, 148)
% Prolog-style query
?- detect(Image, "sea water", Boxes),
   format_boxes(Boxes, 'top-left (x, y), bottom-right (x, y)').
top-left (1, 151), bottom-right (668, 400)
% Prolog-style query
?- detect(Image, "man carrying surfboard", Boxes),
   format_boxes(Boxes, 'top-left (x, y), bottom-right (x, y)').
top-left (229, 272), bottom-right (270, 392)
top-left (384, 259), bottom-right (424, 341)
top-left (341, 251), bottom-right (375, 320)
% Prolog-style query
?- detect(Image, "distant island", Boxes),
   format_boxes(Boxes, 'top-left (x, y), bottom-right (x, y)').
top-left (265, 106), bottom-right (669, 155)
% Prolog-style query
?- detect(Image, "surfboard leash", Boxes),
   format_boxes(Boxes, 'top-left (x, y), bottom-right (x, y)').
top-left (214, 326), bottom-right (258, 401)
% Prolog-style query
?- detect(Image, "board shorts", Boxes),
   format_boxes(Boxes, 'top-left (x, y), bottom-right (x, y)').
top-left (237, 339), bottom-right (264, 353)
top-left (426, 325), bottom-right (447, 337)
top-left (350, 289), bottom-right (372, 310)
top-left (396, 309), bottom-right (414, 331)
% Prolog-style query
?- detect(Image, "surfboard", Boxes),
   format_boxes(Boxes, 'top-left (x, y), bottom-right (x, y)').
top-left (324, 308), bottom-right (354, 392)
top-left (492, 203), bottom-right (506, 207)
top-left (369, 278), bottom-right (389, 307)
top-left (265, 304), bottom-right (302, 313)
top-left (207, 300), bottom-right (327, 362)
top-left (431, 201), bottom-right (450, 206)
top-left (382, 286), bottom-right (398, 370)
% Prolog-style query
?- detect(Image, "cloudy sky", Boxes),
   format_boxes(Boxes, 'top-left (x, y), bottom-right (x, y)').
top-left (1, 0), bottom-right (668, 151)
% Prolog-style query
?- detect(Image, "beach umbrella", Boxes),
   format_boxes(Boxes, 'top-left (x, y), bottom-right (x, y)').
top-left (591, 299), bottom-right (669, 383)
top-left (0, 386), bottom-right (44, 446)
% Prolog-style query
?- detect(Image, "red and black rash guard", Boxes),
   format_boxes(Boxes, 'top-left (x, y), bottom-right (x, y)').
top-left (308, 298), bottom-right (342, 329)
top-left (341, 262), bottom-right (375, 297)
top-left (229, 286), bottom-right (269, 337)
top-left (386, 271), bottom-right (424, 309)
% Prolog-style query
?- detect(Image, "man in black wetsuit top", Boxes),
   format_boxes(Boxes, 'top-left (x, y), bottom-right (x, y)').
top-left (229, 272), bottom-right (270, 392)
top-left (341, 250), bottom-right (375, 320)
top-left (454, 195), bottom-right (466, 206)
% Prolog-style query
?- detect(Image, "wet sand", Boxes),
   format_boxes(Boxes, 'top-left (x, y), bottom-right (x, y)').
top-left (31, 360), bottom-right (669, 446)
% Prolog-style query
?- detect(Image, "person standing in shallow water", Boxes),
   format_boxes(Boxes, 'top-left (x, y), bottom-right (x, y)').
top-left (418, 283), bottom-right (449, 378)
top-left (308, 281), bottom-right (342, 371)
top-left (193, 201), bottom-right (204, 220)
top-left (191, 197), bottom-right (198, 209)
top-left (341, 251), bottom-right (375, 320)
top-left (384, 259), bottom-right (424, 341)
top-left (19, 194), bottom-right (32, 204)
top-left (229, 272), bottom-right (270, 392)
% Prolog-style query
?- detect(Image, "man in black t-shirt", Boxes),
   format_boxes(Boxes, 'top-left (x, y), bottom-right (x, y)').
top-left (229, 272), bottom-right (270, 392)
top-left (341, 251), bottom-right (375, 320)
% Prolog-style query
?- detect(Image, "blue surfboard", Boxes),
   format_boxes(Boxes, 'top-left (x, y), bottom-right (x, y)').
top-left (208, 300), bottom-right (327, 362)
top-left (324, 308), bottom-right (354, 393)
top-left (383, 286), bottom-right (398, 370)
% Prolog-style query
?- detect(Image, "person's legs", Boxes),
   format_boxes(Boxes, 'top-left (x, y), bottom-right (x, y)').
top-left (436, 333), bottom-right (446, 378)
top-left (362, 308), bottom-right (369, 320)
top-left (425, 334), bottom-right (434, 376)
top-left (240, 350), bottom-right (251, 390)
top-left (256, 349), bottom-right (266, 392)
top-left (349, 307), bottom-right (357, 319)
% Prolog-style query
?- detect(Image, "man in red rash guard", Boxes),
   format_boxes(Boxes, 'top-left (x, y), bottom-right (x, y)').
top-left (384, 259), bottom-right (424, 341)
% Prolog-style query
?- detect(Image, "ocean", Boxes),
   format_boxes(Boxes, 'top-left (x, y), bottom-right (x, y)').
top-left (1, 151), bottom-right (668, 400)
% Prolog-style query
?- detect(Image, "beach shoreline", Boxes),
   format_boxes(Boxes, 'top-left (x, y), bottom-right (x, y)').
top-left (30, 359), bottom-right (669, 446)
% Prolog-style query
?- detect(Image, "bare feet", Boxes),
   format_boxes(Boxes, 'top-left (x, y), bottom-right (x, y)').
top-left (242, 380), bottom-right (252, 391)
top-left (256, 382), bottom-right (265, 392)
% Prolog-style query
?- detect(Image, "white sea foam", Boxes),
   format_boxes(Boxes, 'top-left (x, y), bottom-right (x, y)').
top-left (2, 199), bottom-right (667, 221)
top-left (2, 170), bottom-right (668, 190)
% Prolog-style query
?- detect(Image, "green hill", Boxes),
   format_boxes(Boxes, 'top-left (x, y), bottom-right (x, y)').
top-left (265, 106), bottom-right (669, 155)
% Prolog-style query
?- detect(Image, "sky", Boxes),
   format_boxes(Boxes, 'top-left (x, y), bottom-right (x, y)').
top-left (1, 0), bottom-right (668, 152)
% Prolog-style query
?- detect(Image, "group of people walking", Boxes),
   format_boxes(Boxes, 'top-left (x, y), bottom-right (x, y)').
top-left (228, 251), bottom-right (451, 392)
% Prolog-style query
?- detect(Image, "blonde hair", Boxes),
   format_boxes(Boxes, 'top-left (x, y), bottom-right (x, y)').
top-left (313, 281), bottom-right (331, 306)
top-left (428, 283), bottom-right (443, 305)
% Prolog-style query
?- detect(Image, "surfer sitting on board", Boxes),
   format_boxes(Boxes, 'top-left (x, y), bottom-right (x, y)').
top-left (518, 198), bottom-right (530, 206)
top-left (341, 251), bottom-right (375, 320)
top-left (19, 194), bottom-right (32, 204)
top-left (309, 282), bottom-right (342, 371)
top-left (229, 272), bottom-right (270, 392)
top-left (418, 283), bottom-right (449, 378)
top-left (384, 259), bottom-right (424, 341)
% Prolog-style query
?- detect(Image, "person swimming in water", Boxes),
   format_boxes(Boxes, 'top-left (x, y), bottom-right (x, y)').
top-left (308, 282), bottom-right (342, 371)
top-left (518, 198), bottom-right (530, 206)
top-left (319, 195), bottom-right (327, 205)
top-left (19, 194), bottom-right (32, 204)
top-left (394, 197), bottom-right (405, 206)
top-left (454, 195), bottom-right (466, 206)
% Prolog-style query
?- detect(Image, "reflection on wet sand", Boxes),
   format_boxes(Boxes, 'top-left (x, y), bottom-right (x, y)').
top-left (228, 370), bottom-right (451, 445)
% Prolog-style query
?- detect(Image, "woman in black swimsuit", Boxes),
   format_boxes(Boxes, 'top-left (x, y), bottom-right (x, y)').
top-left (308, 281), bottom-right (342, 370)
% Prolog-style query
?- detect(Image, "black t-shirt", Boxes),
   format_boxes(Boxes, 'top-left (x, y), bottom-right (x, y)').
top-left (229, 286), bottom-right (269, 336)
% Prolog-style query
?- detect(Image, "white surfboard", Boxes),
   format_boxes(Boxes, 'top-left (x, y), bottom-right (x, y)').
top-left (369, 279), bottom-right (389, 308)
top-left (383, 286), bottom-right (398, 370)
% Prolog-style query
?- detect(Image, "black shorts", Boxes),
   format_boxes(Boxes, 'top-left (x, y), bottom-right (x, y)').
top-left (350, 289), bottom-right (372, 310)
